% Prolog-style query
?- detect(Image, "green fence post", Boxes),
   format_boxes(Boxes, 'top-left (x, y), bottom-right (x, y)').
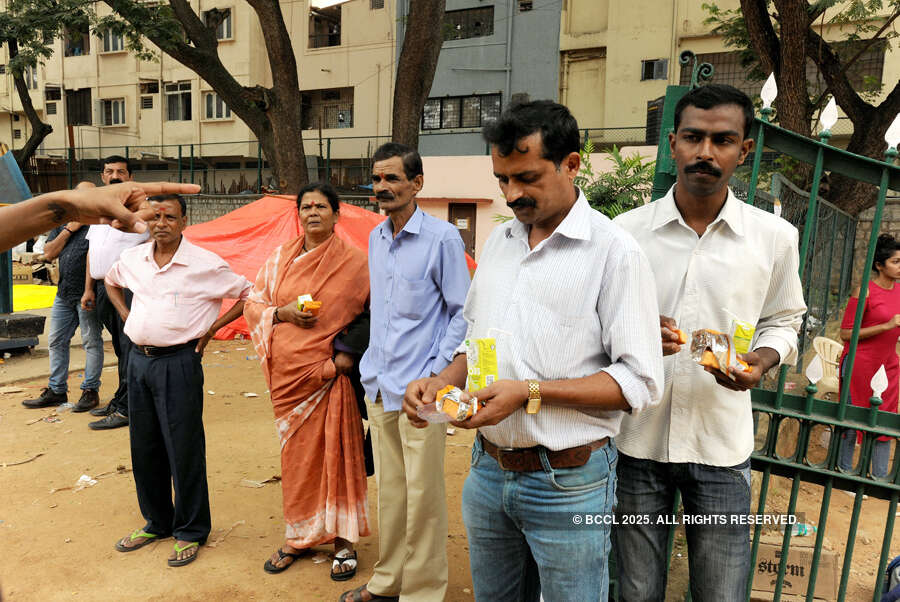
top-left (66, 148), bottom-right (73, 189)
top-left (326, 138), bottom-right (331, 183)
top-left (178, 145), bottom-right (182, 183)
top-left (257, 142), bottom-right (262, 193)
top-left (190, 144), bottom-right (195, 185)
top-left (125, 145), bottom-right (129, 161)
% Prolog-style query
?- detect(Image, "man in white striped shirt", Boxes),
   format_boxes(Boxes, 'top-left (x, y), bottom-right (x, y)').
top-left (613, 84), bottom-right (806, 601)
top-left (403, 100), bottom-right (664, 602)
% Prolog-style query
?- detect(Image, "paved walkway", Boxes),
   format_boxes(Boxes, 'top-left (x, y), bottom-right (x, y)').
top-left (0, 306), bottom-right (116, 386)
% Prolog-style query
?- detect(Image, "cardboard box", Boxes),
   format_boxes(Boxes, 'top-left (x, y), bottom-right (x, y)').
top-left (12, 262), bottom-right (31, 283)
top-left (751, 538), bottom-right (839, 601)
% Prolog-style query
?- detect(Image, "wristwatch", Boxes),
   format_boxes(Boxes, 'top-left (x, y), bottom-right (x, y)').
top-left (525, 379), bottom-right (542, 414)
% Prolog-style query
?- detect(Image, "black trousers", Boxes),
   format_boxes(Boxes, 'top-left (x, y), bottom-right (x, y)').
top-left (95, 282), bottom-right (133, 415)
top-left (128, 345), bottom-right (210, 543)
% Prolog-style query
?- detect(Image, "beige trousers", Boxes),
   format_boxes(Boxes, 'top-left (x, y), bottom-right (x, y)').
top-left (366, 394), bottom-right (448, 601)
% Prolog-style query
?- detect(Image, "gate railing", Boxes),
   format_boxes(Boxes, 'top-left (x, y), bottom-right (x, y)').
top-left (642, 50), bottom-right (900, 602)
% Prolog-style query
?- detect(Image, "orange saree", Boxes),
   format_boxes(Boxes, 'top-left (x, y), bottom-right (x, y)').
top-left (244, 234), bottom-right (370, 548)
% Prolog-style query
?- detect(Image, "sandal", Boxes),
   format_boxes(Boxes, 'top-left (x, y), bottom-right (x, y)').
top-left (167, 541), bottom-right (199, 567)
top-left (263, 546), bottom-right (307, 574)
top-left (338, 584), bottom-right (399, 602)
top-left (331, 548), bottom-right (358, 582)
top-left (115, 529), bottom-right (165, 553)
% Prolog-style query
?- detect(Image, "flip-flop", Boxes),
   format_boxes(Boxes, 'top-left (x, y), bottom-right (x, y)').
top-left (331, 548), bottom-right (358, 582)
top-left (338, 584), bottom-right (399, 602)
top-left (167, 541), bottom-right (199, 567)
top-left (115, 529), bottom-right (164, 553)
top-left (263, 546), bottom-right (308, 574)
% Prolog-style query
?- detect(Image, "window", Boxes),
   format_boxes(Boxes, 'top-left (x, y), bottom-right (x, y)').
top-left (519, 0), bottom-right (533, 10)
top-left (300, 87), bottom-right (354, 129)
top-left (203, 92), bottom-right (231, 119)
top-left (64, 25), bottom-right (90, 56)
top-left (141, 96), bottom-right (153, 109)
top-left (101, 98), bottom-right (126, 126)
top-left (45, 87), bottom-right (61, 101)
top-left (24, 65), bottom-right (37, 89)
top-left (371, 0), bottom-right (384, 8)
top-left (65, 88), bottom-right (91, 125)
top-left (422, 93), bottom-right (501, 130)
top-left (444, 6), bottom-right (494, 41)
top-left (13, 114), bottom-right (19, 122)
top-left (13, 129), bottom-right (21, 139)
top-left (102, 29), bottom-right (124, 52)
top-left (204, 8), bottom-right (232, 41)
top-left (641, 59), bottom-right (668, 81)
top-left (46, 102), bottom-right (57, 115)
top-left (165, 81), bottom-right (191, 121)
top-left (309, 6), bottom-right (341, 48)
top-left (0, 65), bottom-right (6, 74)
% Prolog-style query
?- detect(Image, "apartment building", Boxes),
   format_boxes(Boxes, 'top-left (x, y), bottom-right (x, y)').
top-left (0, 0), bottom-right (396, 191)
top-left (560, 0), bottom-right (900, 142)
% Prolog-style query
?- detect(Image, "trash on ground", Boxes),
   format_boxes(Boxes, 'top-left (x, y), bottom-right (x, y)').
top-left (235, 347), bottom-right (246, 351)
top-left (0, 386), bottom-right (24, 394)
top-left (73, 474), bottom-right (98, 491)
top-left (56, 402), bottom-right (74, 413)
top-left (207, 520), bottom-right (245, 548)
top-left (207, 391), bottom-right (216, 395)
top-left (446, 427), bottom-right (456, 436)
top-left (312, 553), bottom-right (330, 564)
top-left (240, 475), bottom-right (281, 488)
top-left (245, 355), bottom-right (259, 361)
top-left (242, 392), bottom-right (259, 398)
top-left (43, 416), bottom-right (61, 423)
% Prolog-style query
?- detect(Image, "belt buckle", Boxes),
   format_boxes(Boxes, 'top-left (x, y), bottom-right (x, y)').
top-left (496, 447), bottom-right (517, 471)
top-left (142, 345), bottom-right (157, 356)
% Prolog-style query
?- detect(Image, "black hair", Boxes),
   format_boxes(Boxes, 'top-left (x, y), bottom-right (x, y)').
top-left (147, 193), bottom-right (186, 217)
top-left (296, 181), bottom-right (340, 213)
top-left (674, 84), bottom-right (755, 140)
top-left (481, 99), bottom-right (580, 166)
top-left (873, 233), bottom-right (900, 272)
top-left (102, 155), bottom-right (132, 175)
top-left (372, 142), bottom-right (423, 180)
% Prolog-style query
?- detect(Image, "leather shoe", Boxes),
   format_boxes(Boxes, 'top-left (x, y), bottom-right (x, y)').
top-left (89, 402), bottom-right (115, 417)
top-left (72, 390), bottom-right (100, 413)
top-left (23, 387), bottom-right (67, 408)
top-left (89, 411), bottom-right (129, 430)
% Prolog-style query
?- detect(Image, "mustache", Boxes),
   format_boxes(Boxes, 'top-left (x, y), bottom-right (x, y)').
top-left (507, 197), bottom-right (537, 210)
top-left (684, 162), bottom-right (722, 177)
top-left (376, 192), bottom-right (395, 201)
top-left (109, 178), bottom-right (123, 184)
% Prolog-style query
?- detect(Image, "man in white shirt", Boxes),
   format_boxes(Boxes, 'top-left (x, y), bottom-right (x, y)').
top-left (613, 84), bottom-right (807, 601)
top-left (403, 100), bottom-right (664, 601)
top-left (81, 156), bottom-right (148, 430)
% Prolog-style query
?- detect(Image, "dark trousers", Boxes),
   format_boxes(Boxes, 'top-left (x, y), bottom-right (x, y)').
top-left (95, 282), bottom-right (133, 415)
top-left (128, 345), bottom-right (210, 543)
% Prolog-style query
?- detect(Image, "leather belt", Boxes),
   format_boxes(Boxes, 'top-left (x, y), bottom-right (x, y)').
top-left (135, 339), bottom-right (198, 357)
top-left (479, 433), bottom-right (608, 472)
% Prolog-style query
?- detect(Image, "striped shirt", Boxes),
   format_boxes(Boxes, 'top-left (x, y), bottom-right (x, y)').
top-left (461, 189), bottom-right (664, 451)
top-left (613, 186), bottom-right (806, 466)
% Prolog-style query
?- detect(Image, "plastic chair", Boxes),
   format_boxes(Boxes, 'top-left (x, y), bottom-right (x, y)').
top-left (813, 336), bottom-right (843, 397)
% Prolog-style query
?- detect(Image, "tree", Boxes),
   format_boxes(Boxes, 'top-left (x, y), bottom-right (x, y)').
top-left (705, 0), bottom-right (900, 214)
top-left (3, 0), bottom-right (447, 191)
top-left (392, 0), bottom-right (446, 147)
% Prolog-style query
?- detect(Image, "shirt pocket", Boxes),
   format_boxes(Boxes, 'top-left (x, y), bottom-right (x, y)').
top-left (519, 300), bottom-right (594, 379)
top-left (394, 276), bottom-right (435, 320)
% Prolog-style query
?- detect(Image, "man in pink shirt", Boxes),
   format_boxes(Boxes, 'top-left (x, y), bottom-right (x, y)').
top-left (103, 194), bottom-right (252, 567)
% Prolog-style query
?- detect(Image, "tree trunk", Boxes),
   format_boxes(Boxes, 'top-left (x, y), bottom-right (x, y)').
top-left (6, 41), bottom-right (52, 168)
top-left (392, 0), bottom-right (446, 148)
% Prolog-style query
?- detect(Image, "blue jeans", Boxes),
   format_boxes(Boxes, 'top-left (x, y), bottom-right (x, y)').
top-left (838, 430), bottom-right (891, 478)
top-left (614, 453), bottom-right (751, 602)
top-left (48, 296), bottom-right (103, 393)
top-left (462, 435), bottom-right (618, 602)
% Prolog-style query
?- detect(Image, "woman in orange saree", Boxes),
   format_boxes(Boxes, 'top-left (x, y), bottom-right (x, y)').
top-left (244, 182), bottom-right (370, 580)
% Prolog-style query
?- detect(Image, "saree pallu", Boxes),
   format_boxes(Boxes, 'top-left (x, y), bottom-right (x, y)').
top-left (244, 234), bottom-right (370, 547)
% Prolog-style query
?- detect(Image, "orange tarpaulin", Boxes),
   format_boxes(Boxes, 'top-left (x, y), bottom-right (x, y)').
top-left (183, 194), bottom-right (476, 339)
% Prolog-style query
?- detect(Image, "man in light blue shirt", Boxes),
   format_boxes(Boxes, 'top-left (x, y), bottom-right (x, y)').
top-left (343, 143), bottom-right (469, 602)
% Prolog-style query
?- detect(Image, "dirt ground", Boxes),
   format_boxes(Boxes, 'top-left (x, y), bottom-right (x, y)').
top-left (0, 338), bottom-right (896, 601)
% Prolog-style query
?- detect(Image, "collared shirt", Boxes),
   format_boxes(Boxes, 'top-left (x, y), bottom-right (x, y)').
top-left (613, 185), bottom-right (806, 466)
top-left (86, 224), bottom-right (149, 280)
top-left (105, 237), bottom-right (252, 346)
top-left (47, 226), bottom-right (89, 303)
top-left (360, 207), bottom-right (470, 412)
top-left (463, 189), bottom-right (664, 451)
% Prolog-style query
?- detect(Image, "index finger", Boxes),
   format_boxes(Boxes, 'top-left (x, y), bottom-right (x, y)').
top-left (134, 182), bottom-right (201, 197)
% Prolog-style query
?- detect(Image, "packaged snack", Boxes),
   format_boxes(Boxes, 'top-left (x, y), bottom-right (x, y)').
top-left (690, 329), bottom-right (750, 379)
top-left (673, 328), bottom-right (688, 345)
top-left (416, 385), bottom-right (480, 423)
top-left (465, 338), bottom-right (498, 391)
top-left (296, 294), bottom-right (322, 315)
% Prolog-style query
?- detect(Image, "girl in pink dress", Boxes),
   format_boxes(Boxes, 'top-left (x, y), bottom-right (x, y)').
top-left (838, 233), bottom-right (900, 478)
